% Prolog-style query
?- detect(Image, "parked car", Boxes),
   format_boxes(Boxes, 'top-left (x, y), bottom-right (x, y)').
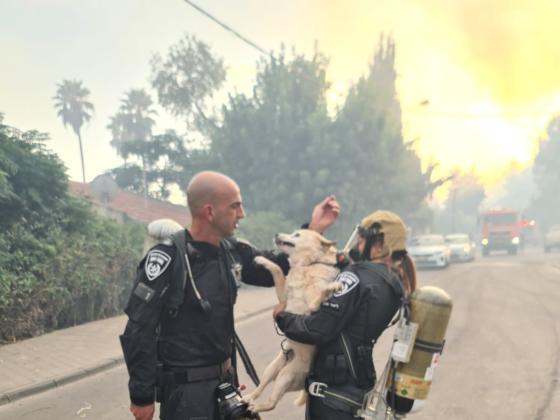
top-left (544, 225), bottom-right (560, 252)
top-left (409, 234), bottom-right (451, 269)
top-left (445, 234), bottom-right (476, 262)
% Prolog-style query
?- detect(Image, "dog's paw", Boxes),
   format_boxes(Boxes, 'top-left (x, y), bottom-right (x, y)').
top-left (253, 255), bottom-right (274, 269)
top-left (325, 281), bottom-right (342, 293)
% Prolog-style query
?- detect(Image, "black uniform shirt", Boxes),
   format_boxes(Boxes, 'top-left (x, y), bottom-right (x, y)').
top-left (120, 229), bottom-right (288, 406)
top-left (275, 261), bottom-right (404, 382)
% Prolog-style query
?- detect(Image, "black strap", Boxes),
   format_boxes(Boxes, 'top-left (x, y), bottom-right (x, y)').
top-left (221, 241), bottom-right (261, 387)
top-left (339, 332), bottom-right (359, 383)
top-left (414, 338), bottom-right (445, 353)
top-left (167, 230), bottom-right (188, 312)
top-left (234, 331), bottom-right (261, 386)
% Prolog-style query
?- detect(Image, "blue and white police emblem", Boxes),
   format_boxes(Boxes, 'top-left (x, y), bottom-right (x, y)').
top-left (145, 250), bottom-right (172, 281)
top-left (333, 272), bottom-right (360, 297)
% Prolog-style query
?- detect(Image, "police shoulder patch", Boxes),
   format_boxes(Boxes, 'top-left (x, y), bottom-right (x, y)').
top-left (144, 249), bottom-right (172, 281)
top-left (333, 271), bottom-right (360, 297)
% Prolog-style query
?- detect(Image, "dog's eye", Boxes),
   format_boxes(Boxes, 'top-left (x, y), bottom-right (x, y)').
top-left (293, 233), bottom-right (300, 238)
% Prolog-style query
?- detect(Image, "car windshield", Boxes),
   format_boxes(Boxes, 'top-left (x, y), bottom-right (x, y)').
top-left (411, 235), bottom-right (445, 246)
top-left (445, 235), bottom-right (469, 244)
top-left (483, 213), bottom-right (517, 225)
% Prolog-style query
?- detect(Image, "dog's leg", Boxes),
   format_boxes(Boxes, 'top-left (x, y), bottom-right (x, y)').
top-left (243, 351), bottom-right (288, 404)
top-left (307, 281), bottom-right (341, 311)
top-left (253, 256), bottom-right (287, 302)
top-left (249, 367), bottom-right (307, 413)
top-left (293, 389), bottom-right (308, 406)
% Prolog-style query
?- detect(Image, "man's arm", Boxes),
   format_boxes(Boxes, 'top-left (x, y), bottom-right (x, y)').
top-left (308, 195), bottom-right (340, 233)
top-left (275, 271), bottom-right (361, 344)
top-left (230, 238), bottom-right (289, 287)
top-left (120, 244), bottom-right (175, 408)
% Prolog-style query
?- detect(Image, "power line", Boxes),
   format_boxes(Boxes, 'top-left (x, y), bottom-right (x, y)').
top-left (183, 0), bottom-right (271, 57)
top-left (409, 109), bottom-right (557, 120)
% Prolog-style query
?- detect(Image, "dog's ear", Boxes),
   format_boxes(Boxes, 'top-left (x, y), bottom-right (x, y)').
top-left (320, 237), bottom-right (337, 248)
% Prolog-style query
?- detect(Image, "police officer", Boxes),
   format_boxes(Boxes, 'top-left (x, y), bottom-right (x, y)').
top-left (274, 210), bottom-right (417, 420)
top-left (120, 171), bottom-right (340, 420)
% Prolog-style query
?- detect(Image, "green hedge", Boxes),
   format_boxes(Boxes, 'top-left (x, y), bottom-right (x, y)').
top-left (0, 120), bottom-right (144, 342)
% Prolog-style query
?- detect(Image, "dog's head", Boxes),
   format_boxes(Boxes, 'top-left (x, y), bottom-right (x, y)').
top-left (274, 229), bottom-right (337, 266)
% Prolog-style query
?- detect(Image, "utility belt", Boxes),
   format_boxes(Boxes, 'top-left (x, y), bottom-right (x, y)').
top-left (156, 358), bottom-right (232, 394)
top-left (306, 378), bottom-right (366, 415)
top-left (312, 344), bottom-right (376, 388)
top-left (307, 336), bottom-right (376, 415)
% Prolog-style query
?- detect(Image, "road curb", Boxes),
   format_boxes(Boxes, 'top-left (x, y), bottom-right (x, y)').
top-left (0, 357), bottom-right (123, 406)
top-left (0, 305), bottom-right (275, 407)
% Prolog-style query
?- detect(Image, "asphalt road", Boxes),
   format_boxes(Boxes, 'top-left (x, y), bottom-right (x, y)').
top-left (1, 249), bottom-right (559, 420)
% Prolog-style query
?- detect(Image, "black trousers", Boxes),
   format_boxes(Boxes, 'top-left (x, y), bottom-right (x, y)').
top-left (160, 377), bottom-right (222, 420)
top-left (160, 365), bottom-right (238, 420)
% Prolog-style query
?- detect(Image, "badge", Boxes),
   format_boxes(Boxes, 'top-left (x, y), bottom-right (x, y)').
top-left (333, 272), bottom-right (360, 297)
top-left (231, 262), bottom-right (243, 285)
top-left (145, 250), bottom-right (172, 281)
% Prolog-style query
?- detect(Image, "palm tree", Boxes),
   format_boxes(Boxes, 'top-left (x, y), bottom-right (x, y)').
top-left (108, 89), bottom-right (157, 199)
top-left (53, 80), bottom-right (94, 182)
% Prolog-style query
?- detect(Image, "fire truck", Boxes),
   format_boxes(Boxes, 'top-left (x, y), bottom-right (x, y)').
top-left (479, 208), bottom-right (522, 256)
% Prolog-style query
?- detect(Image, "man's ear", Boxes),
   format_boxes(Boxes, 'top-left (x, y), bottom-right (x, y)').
top-left (202, 204), bottom-right (214, 222)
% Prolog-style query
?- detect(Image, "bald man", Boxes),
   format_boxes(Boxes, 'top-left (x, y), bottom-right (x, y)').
top-left (120, 171), bottom-right (340, 420)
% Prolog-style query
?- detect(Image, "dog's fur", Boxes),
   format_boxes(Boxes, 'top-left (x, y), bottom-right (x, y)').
top-left (244, 229), bottom-right (340, 413)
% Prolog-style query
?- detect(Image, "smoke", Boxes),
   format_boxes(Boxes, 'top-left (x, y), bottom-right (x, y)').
top-left (420, 0), bottom-right (560, 103)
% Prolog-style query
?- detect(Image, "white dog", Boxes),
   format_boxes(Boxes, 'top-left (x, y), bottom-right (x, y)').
top-left (244, 229), bottom-right (340, 413)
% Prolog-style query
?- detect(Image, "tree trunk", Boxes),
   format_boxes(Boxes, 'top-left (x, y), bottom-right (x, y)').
top-left (77, 131), bottom-right (86, 183)
top-left (141, 156), bottom-right (148, 207)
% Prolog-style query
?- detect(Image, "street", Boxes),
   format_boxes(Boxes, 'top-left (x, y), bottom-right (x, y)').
top-left (1, 249), bottom-right (559, 420)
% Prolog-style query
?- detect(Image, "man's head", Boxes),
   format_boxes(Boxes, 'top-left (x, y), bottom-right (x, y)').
top-left (355, 210), bottom-right (407, 262)
top-left (186, 171), bottom-right (245, 239)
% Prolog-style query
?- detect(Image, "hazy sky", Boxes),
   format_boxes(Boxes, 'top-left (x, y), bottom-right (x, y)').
top-left (2, 0), bottom-right (560, 199)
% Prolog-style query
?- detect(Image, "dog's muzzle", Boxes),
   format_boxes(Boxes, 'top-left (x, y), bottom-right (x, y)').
top-left (275, 237), bottom-right (295, 248)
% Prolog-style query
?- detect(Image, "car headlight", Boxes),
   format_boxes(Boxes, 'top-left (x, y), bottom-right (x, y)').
top-left (463, 244), bottom-right (471, 252)
top-left (481, 238), bottom-right (489, 246)
top-left (511, 237), bottom-right (520, 245)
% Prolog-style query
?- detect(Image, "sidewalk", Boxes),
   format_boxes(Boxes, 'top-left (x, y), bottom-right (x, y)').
top-left (0, 285), bottom-right (278, 406)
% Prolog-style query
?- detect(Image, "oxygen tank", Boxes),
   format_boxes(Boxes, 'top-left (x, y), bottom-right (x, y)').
top-left (387, 286), bottom-right (452, 414)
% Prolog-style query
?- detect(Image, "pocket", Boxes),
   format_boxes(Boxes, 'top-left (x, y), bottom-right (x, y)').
top-left (320, 384), bottom-right (365, 415)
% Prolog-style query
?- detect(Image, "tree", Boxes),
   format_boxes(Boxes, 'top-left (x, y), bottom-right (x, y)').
top-left (53, 80), bottom-right (94, 182)
top-left (326, 36), bottom-right (440, 237)
top-left (151, 34), bottom-right (226, 134)
top-left (208, 46), bottom-right (333, 223)
top-left (108, 89), bottom-right (157, 198)
top-left (433, 172), bottom-right (485, 234)
top-left (529, 115), bottom-right (560, 230)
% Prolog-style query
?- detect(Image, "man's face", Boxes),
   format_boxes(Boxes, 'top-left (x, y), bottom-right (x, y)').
top-left (211, 186), bottom-right (245, 237)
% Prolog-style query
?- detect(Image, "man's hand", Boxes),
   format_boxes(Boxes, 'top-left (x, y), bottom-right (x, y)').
top-left (273, 301), bottom-right (287, 320)
top-left (130, 403), bottom-right (155, 420)
top-left (309, 195), bottom-right (341, 233)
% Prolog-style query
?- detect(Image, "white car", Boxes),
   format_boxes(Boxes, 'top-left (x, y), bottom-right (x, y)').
top-left (544, 225), bottom-right (560, 253)
top-left (409, 234), bottom-right (451, 269)
top-left (445, 234), bottom-right (476, 262)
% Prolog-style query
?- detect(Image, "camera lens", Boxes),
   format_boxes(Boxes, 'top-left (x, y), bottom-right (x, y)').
top-left (216, 382), bottom-right (253, 420)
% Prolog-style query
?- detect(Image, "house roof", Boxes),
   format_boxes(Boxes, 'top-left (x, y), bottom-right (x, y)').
top-left (68, 176), bottom-right (191, 226)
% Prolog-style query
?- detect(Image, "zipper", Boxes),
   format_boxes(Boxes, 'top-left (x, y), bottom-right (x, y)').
top-left (341, 332), bottom-right (358, 382)
top-left (323, 390), bottom-right (362, 408)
